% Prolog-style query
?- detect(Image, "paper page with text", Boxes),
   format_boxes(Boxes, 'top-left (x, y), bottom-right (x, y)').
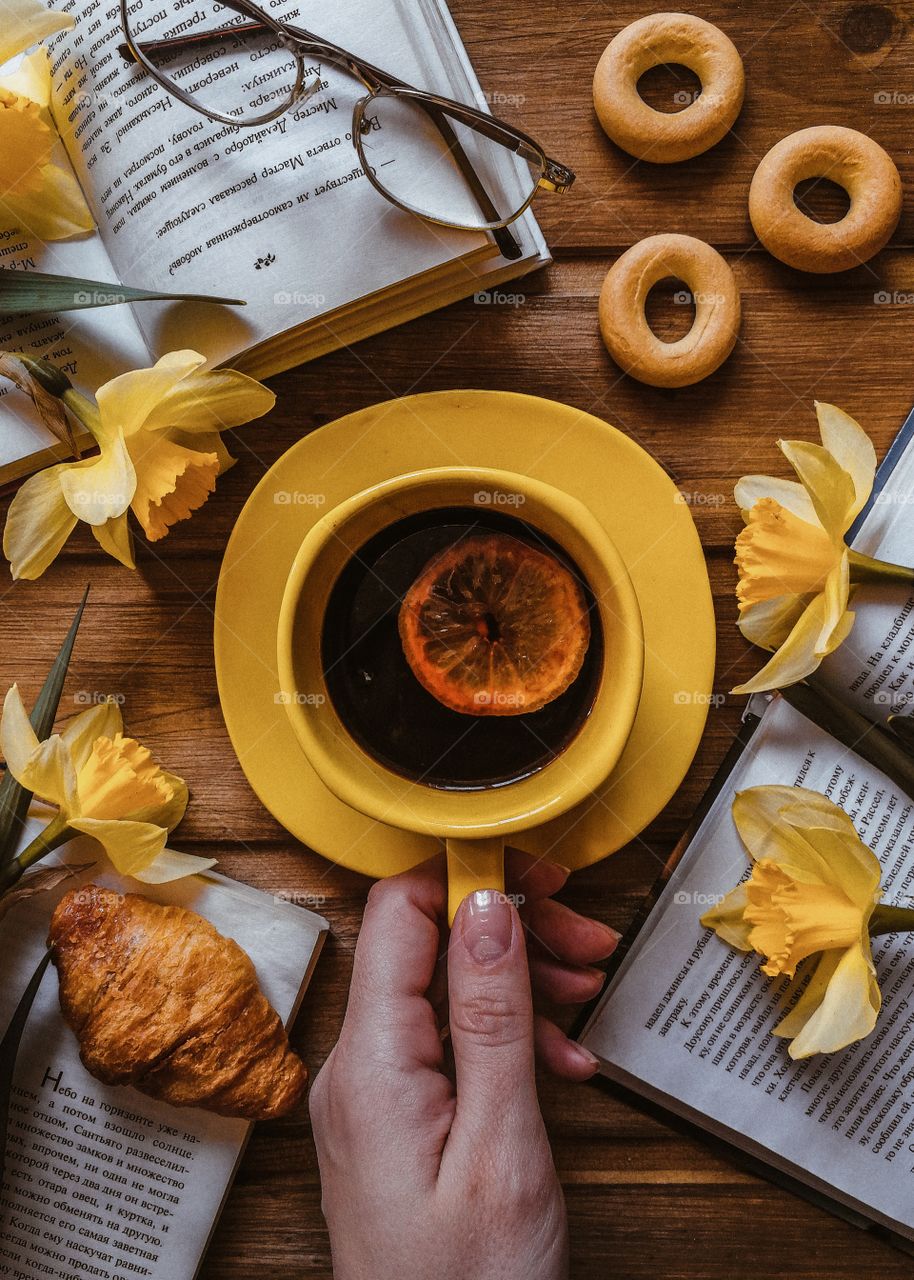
top-left (48, 0), bottom-right (493, 364)
top-left (0, 206), bottom-right (151, 476)
top-left (0, 851), bottom-right (327, 1280)
top-left (581, 696), bottom-right (914, 1239)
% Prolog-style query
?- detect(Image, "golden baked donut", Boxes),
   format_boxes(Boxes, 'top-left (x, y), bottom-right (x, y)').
top-left (749, 126), bottom-right (902, 273)
top-left (599, 233), bottom-right (741, 388)
top-left (593, 13), bottom-right (745, 163)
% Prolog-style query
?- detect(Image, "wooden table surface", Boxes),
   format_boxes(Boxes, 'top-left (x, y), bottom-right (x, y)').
top-left (6, 0), bottom-right (914, 1275)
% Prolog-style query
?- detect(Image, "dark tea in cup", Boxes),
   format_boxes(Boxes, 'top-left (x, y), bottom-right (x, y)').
top-left (321, 506), bottom-right (604, 790)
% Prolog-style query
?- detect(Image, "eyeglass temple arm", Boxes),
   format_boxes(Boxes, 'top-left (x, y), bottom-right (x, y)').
top-left (119, 18), bottom-right (523, 259)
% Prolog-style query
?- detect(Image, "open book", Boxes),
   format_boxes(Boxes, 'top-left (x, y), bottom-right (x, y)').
top-left (0, 0), bottom-right (550, 483)
top-left (0, 849), bottom-right (328, 1280)
top-left (578, 405), bottom-right (914, 1252)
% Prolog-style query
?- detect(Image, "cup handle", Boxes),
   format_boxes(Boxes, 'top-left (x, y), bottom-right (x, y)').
top-left (445, 836), bottom-right (505, 926)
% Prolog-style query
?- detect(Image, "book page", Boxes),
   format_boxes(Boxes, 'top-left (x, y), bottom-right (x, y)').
top-left (0, 135), bottom-right (151, 475)
top-left (581, 696), bottom-right (914, 1239)
top-left (820, 419), bottom-right (914, 722)
top-left (46, 0), bottom-right (492, 364)
top-left (0, 842), bottom-right (327, 1280)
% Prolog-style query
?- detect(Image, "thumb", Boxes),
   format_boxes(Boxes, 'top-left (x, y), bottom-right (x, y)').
top-left (446, 889), bottom-right (540, 1143)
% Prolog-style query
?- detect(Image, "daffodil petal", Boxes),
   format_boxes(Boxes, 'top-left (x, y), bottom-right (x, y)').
top-left (59, 430), bottom-right (135, 524)
top-left (130, 769), bottom-right (188, 832)
top-left (735, 783), bottom-right (881, 907)
top-left (700, 882), bottom-right (753, 950)
top-left (0, 0), bottom-right (73, 64)
top-left (67, 816), bottom-right (168, 876)
top-left (815, 401), bottom-right (876, 519)
top-left (95, 350), bottom-right (206, 440)
top-left (141, 368), bottom-right (275, 433)
top-left (778, 438), bottom-right (857, 540)
top-left (731, 590), bottom-right (854, 695)
top-left (0, 47), bottom-right (52, 106)
top-left (0, 682), bottom-right (39, 781)
top-left (732, 786), bottom-right (834, 885)
top-left (92, 513), bottom-right (136, 569)
top-left (130, 847), bottom-right (216, 883)
top-left (774, 949), bottom-right (843, 1039)
top-left (737, 594), bottom-right (806, 650)
top-left (127, 430), bottom-right (218, 541)
top-left (1, 162), bottom-right (94, 240)
top-left (734, 475), bottom-right (818, 525)
top-left (170, 428), bottom-right (236, 474)
top-left (3, 464), bottom-right (77, 580)
top-left (817, 552), bottom-right (851, 653)
top-left (784, 940), bottom-right (880, 1059)
top-left (59, 700), bottom-right (124, 770)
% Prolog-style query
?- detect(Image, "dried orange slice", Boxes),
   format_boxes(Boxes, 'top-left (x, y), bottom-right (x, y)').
top-left (398, 531), bottom-right (591, 716)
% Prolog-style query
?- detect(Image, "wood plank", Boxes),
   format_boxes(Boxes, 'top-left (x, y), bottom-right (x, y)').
top-left (450, 0), bottom-right (914, 251)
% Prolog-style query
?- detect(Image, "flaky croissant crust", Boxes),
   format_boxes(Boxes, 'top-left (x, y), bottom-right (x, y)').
top-left (49, 884), bottom-right (308, 1121)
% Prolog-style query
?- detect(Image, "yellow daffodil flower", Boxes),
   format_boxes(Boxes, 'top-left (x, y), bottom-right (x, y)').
top-left (0, 0), bottom-right (94, 241)
top-left (0, 682), bottom-right (214, 889)
top-left (732, 402), bottom-right (914, 695)
top-left (3, 350), bottom-right (276, 579)
top-left (0, 0), bottom-right (74, 65)
top-left (701, 785), bottom-right (887, 1059)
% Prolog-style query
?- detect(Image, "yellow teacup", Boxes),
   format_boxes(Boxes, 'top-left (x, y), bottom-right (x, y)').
top-left (277, 467), bottom-right (644, 922)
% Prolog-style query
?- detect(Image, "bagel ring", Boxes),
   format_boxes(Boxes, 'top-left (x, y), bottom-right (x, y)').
top-left (749, 126), bottom-right (902, 273)
top-left (599, 234), bottom-right (741, 388)
top-left (593, 13), bottom-right (745, 163)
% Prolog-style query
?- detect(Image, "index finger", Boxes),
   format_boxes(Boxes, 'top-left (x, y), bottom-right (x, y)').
top-left (339, 854), bottom-right (448, 1072)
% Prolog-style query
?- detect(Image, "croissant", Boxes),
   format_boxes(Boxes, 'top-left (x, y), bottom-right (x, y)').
top-left (48, 884), bottom-right (308, 1121)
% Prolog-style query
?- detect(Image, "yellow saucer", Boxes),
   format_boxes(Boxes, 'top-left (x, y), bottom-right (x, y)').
top-left (214, 391), bottom-right (715, 875)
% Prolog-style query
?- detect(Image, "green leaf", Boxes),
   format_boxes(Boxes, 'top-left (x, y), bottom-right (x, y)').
top-left (0, 269), bottom-right (244, 316)
top-left (0, 585), bottom-right (89, 868)
top-left (0, 950), bottom-right (52, 1191)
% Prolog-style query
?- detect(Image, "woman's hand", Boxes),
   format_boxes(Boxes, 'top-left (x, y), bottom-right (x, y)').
top-left (308, 851), bottom-right (620, 1280)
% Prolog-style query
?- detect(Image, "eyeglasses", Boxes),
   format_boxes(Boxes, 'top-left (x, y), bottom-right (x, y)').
top-left (118, 0), bottom-right (575, 261)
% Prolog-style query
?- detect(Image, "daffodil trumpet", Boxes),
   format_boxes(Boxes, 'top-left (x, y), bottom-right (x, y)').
top-left (732, 402), bottom-right (914, 695)
top-left (702, 785), bottom-right (914, 1059)
top-left (0, 683), bottom-right (215, 898)
top-left (0, 348), bottom-right (276, 579)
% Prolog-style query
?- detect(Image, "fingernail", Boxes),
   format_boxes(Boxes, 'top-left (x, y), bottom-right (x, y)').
top-left (462, 889), bottom-right (514, 964)
top-left (601, 923), bottom-right (623, 946)
top-left (572, 1043), bottom-right (600, 1074)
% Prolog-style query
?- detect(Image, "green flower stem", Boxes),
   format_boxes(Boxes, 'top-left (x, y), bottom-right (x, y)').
top-left (60, 389), bottom-right (102, 437)
top-left (0, 813), bottom-right (73, 897)
top-left (848, 549), bottom-right (914, 589)
top-left (870, 904), bottom-right (914, 936)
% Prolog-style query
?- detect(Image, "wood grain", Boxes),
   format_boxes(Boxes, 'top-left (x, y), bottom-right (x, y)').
top-left (4, 0), bottom-right (914, 1274)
